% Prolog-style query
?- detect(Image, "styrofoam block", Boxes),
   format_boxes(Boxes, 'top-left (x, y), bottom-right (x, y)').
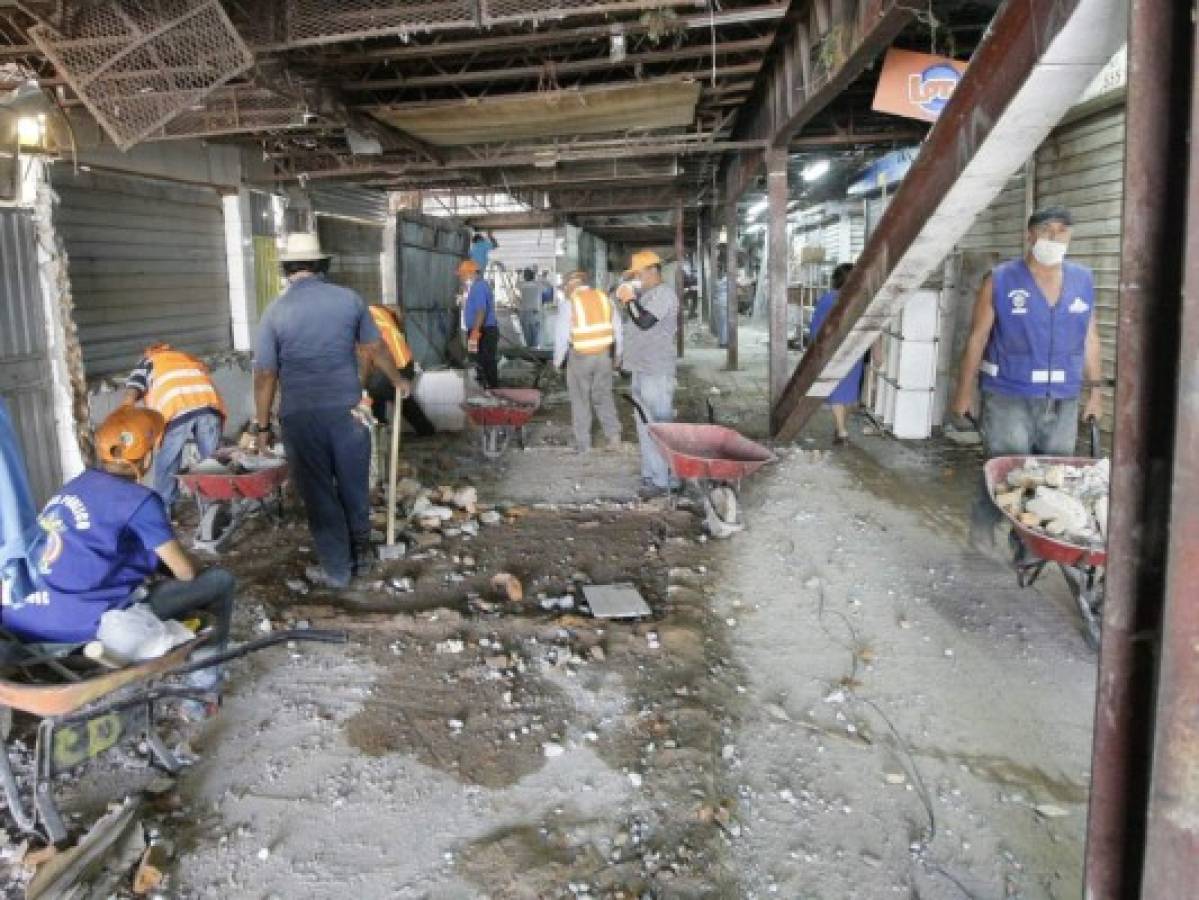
top-left (900, 290), bottom-right (940, 341)
top-left (891, 388), bottom-right (934, 440)
top-left (892, 340), bottom-right (938, 389)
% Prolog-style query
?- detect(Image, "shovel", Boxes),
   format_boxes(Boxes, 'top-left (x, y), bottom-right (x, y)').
top-left (380, 400), bottom-right (406, 560)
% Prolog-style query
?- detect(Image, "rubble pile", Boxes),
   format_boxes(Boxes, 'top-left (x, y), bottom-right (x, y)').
top-left (993, 458), bottom-right (1110, 545)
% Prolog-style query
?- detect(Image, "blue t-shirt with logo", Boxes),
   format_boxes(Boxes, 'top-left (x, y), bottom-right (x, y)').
top-left (464, 279), bottom-right (497, 329)
top-left (4, 469), bottom-right (174, 643)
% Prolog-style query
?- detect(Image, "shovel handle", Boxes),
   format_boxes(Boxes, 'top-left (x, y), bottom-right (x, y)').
top-left (624, 393), bottom-right (649, 424)
top-left (386, 401), bottom-right (402, 545)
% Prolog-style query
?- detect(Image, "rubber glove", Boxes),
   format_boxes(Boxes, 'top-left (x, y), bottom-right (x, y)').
top-left (468, 328), bottom-right (481, 353)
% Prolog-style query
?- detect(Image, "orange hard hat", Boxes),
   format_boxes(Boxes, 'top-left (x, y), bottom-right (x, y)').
top-left (95, 406), bottom-right (165, 471)
top-left (457, 259), bottom-right (480, 277)
top-left (623, 249), bottom-right (662, 277)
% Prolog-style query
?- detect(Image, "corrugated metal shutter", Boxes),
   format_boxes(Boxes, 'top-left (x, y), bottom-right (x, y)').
top-left (849, 212), bottom-right (866, 260)
top-left (1035, 104), bottom-right (1125, 435)
top-left (0, 208), bottom-right (62, 504)
top-left (821, 219), bottom-right (842, 263)
top-left (309, 186), bottom-right (388, 224)
top-left (50, 166), bottom-right (230, 377)
top-left (317, 216), bottom-right (384, 303)
top-left (959, 169), bottom-right (1026, 258)
top-left (487, 229), bottom-right (556, 277)
top-left (396, 213), bottom-right (471, 367)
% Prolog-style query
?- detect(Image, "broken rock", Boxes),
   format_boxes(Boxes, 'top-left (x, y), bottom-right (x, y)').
top-left (491, 573), bottom-right (524, 603)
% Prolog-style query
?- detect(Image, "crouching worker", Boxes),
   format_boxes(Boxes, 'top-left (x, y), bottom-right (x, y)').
top-left (4, 406), bottom-right (235, 650)
top-left (362, 304), bottom-right (433, 436)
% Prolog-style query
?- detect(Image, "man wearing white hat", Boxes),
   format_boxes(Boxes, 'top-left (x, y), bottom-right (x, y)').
top-left (252, 232), bottom-right (404, 589)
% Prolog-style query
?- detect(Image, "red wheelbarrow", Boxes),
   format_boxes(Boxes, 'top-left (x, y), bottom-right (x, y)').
top-left (462, 388), bottom-right (541, 459)
top-left (985, 453), bottom-right (1106, 648)
top-left (176, 449), bottom-right (289, 552)
top-left (628, 396), bottom-right (777, 536)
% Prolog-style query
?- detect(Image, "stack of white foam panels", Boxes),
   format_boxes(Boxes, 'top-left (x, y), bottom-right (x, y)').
top-left (872, 289), bottom-right (939, 439)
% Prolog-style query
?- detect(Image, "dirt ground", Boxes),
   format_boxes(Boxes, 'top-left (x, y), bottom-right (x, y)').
top-left (0, 323), bottom-right (1098, 898)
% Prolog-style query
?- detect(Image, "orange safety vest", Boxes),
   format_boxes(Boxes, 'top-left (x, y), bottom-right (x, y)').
top-left (143, 346), bottom-right (225, 423)
top-left (569, 288), bottom-right (615, 354)
top-left (369, 306), bottom-right (414, 368)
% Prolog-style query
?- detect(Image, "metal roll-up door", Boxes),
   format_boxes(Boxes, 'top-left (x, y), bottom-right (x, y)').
top-left (51, 167), bottom-right (231, 377)
top-left (1035, 103), bottom-right (1125, 436)
top-left (0, 208), bottom-right (61, 504)
top-left (317, 216), bottom-right (384, 302)
top-left (959, 169), bottom-right (1027, 259)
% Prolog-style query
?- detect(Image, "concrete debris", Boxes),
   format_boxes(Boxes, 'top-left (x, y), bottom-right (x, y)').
top-left (451, 486), bottom-right (478, 510)
top-left (542, 742), bottom-right (565, 758)
top-left (435, 639), bottom-right (465, 654)
top-left (480, 510), bottom-right (503, 526)
top-left (492, 573), bottom-right (524, 602)
top-left (284, 579), bottom-right (308, 595)
top-left (133, 843), bottom-right (169, 894)
top-left (997, 459), bottom-right (1109, 544)
top-left (1034, 803), bottom-right (1070, 819)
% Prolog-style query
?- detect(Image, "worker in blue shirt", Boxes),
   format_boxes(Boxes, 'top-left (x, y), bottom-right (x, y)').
top-left (469, 231), bottom-right (498, 273)
top-left (460, 258), bottom-right (500, 388)
top-left (253, 232), bottom-right (405, 589)
top-left (6, 405), bottom-right (235, 646)
top-left (951, 206), bottom-right (1102, 551)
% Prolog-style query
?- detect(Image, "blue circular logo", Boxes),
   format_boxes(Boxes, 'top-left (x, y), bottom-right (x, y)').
top-left (913, 63), bottom-right (962, 116)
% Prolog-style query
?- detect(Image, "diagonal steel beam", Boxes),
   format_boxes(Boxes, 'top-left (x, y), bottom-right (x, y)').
top-left (770, 0), bottom-right (1127, 440)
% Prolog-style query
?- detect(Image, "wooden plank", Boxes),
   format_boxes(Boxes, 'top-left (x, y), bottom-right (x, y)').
top-left (767, 147), bottom-right (789, 405)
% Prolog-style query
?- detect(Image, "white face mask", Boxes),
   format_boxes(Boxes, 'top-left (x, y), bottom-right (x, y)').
top-left (1031, 238), bottom-right (1068, 267)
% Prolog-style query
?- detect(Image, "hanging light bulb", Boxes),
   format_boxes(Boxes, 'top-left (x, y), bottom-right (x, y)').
top-left (16, 114), bottom-right (46, 152)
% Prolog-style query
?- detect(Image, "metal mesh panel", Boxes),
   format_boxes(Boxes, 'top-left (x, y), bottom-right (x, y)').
top-left (244, 0), bottom-right (478, 49)
top-left (150, 85), bottom-right (321, 141)
top-left (29, 0), bottom-right (253, 150)
top-left (480, 0), bottom-right (675, 26)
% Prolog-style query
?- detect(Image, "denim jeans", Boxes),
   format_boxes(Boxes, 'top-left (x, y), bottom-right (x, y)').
top-left (630, 372), bottom-right (676, 488)
top-left (970, 390), bottom-right (1080, 542)
top-left (153, 410), bottom-right (223, 509)
top-left (281, 407), bottom-right (372, 584)
top-left (147, 566), bottom-right (236, 647)
top-left (518, 310), bottom-right (541, 349)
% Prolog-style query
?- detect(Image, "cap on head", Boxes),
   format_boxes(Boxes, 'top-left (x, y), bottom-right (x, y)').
top-left (623, 249), bottom-right (662, 278)
top-left (457, 259), bottom-right (480, 277)
top-left (1027, 206), bottom-right (1073, 230)
top-left (279, 231), bottom-right (330, 263)
top-left (96, 406), bottom-right (165, 471)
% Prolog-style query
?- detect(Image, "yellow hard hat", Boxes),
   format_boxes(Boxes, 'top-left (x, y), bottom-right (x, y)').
top-left (457, 259), bottom-right (480, 277)
top-left (623, 249), bottom-right (662, 277)
top-left (95, 406), bottom-right (165, 471)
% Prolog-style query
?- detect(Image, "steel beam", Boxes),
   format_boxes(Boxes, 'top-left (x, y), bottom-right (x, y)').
top-left (457, 212), bottom-right (557, 230)
top-left (770, 0), bottom-right (1128, 440)
top-left (766, 147), bottom-right (789, 406)
top-left (322, 4), bottom-right (788, 65)
top-left (342, 38), bottom-right (772, 92)
top-left (1086, 0), bottom-right (1195, 896)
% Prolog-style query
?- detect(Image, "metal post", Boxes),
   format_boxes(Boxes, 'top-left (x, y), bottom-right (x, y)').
top-left (766, 147), bottom-right (789, 407)
top-left (1131, 0), bottom-right (1199, 896)
top-left (695, 211), bottom-right (707, 325)
top-left (724, 196), bottom-right (739, 370)
top-left (705, 213), bottom-right (714, 337)
top-left (675, 196), bottom-right (685, 358)
top-left (1084, 0), bottom-right (1193, 896)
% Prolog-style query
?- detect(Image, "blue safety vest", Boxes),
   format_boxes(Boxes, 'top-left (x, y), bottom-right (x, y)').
top-left (980, 259), bottom-right (1093, 400)
top-left (5, 470), bottom-right (165, 643)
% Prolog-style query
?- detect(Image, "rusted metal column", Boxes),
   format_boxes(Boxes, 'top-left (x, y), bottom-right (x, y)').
top-left (766, 147), bottom-right (789, 406)
top-left (1084, 1), bottom-right (1192, 896)
top-left (724, 195), bottom-right (739, 370)
top-left (708, 211), bottom-right (721, 338)
top-left (675, 196), bottom-right (685, 358)
top-left (1136, 0), bottom-right (1198, 894)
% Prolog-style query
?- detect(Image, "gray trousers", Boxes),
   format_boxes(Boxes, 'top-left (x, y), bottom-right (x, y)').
top-left (971, 390), bottom-right (1080, 541)
top-left (566, 351), bottom-right (620, 451)
top-left (631, 371), bottom-right (676, 487)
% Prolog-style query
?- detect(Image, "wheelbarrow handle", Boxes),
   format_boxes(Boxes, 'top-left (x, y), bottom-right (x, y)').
top-left (623, 393), bottom-right (649, 424)
top-left (1086, 416), bottom-right (1102, 458)
top-left (174, 628), bottom-right (348, 676)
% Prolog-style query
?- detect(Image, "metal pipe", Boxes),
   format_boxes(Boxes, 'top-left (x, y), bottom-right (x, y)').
top-left (675, 196), bottom-right (686, 358)
top-left (725, 192), bottom-right (739, 370)
top-left (766, 146), bottom-right (790, 406)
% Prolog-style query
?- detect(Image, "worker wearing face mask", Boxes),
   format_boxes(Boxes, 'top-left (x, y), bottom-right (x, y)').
top-left (950, 206), bottom-right (1102, 550)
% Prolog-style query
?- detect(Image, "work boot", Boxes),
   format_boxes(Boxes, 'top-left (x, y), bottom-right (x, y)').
top-left (352, 540), bottom-right (375, 577)
top-left (305, 565), bottom-right (350, 590)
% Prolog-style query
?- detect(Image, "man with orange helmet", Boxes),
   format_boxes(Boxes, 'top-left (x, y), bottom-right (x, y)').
top-left (459, 258), bottom-right (499, 388)
top-left (5, 406), bottom-right (235, 646)
top-left (553, 270), bottom-right (622, 453)
top-left (123, 342), bottom-right (225, 510)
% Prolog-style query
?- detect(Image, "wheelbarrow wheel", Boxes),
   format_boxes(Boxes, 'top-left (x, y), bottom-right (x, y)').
top-left (1059, 563), bottom-right (1103, 650)
top-left (482, 426), bottom-right (509, 459)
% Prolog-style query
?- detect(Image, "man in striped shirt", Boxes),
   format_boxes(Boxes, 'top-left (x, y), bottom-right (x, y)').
top-left (123, 344), bottom-right (225, 511)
